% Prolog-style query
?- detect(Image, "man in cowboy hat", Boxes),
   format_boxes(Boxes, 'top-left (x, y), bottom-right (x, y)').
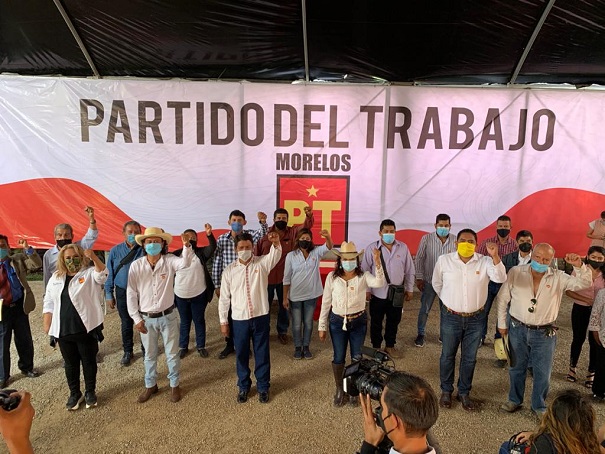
top-left (361, 219), bottom-right (415, 357)
top-left (127, 227), bottom-right (193, 404)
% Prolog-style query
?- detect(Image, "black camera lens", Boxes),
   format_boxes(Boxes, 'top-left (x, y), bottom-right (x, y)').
top-left (0, 389), bottom-right (20, 411)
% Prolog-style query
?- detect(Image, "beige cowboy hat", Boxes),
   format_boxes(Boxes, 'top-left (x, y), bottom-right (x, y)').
top-left (494, 335), bottom-right (513, 365)
top-left (135, 227), bottom-right (173, 246)
top-left (332, 241), bottom-right (364, 259)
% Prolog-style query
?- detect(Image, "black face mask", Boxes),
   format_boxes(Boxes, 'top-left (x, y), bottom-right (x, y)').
top-left (496, 229), bottom-right (510, 239)
top-left (587, 259), bottom-right (603, 269)
top-left (56, 239), bottom-right (72, 249)
top-left (518, 242), bottom-right (532, 253)
top-left (275, 220), bottom-right (287, 230)
top-left (298, 240), bottom-right (312, 250)
top-left (189, 240), bottom-right (197, 249)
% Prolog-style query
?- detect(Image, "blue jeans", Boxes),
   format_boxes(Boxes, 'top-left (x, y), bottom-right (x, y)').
top-left (267, 283), bottom-right (289, 335)
top-left (417, 281), bottom-right (441, 336)
top-left (329, 311), bottom-right (367, 365)
top-left (232, 314), bottom-right (271, 392)
top-left (483, 281), bottom-right (503, 340)
top-left (175, 289), bottom-right (209, 349)
top-left (290, 298), bottom-right (317, 348)
top-left (140, 311), bottom-right (180, 388)
top-left (507, 318), bottom-right (557, 412)
top-left (439, 306), bottom-right (485, 395)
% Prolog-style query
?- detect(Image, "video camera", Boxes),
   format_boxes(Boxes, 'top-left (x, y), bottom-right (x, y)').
top-left (343, 346), bottom-right (396, 401)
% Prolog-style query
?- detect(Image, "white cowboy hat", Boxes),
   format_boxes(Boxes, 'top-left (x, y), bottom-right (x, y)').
top-left (332, 241), bottom-right (364, 259)
top-left (135, 227), bottom-right (173, 246)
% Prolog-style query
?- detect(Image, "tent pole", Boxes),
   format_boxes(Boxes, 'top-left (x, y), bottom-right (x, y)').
top-left (301, 0), bottom-right (310, 82)
top-left (509, 0), bottom-right (556, 85)
top-left (52, 0), bottom-right (101, 78)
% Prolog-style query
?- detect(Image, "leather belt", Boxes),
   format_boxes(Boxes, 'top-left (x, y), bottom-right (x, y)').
top-left (334, 310), bottom-right (365, 321)
top-left (140, 305), bottom-right (174, 319)
top-left (444, 305), bottom-right (484, 318)
top-left (511, 316), bottom-right (553, 330)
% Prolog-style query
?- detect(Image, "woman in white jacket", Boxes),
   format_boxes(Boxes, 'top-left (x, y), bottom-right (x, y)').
top-left (43, 244), bottom-right (107, 411)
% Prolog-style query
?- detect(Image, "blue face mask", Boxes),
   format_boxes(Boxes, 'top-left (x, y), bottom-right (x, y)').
top-left (145, 243), bottom-right (162, 256)
top-left (342, 260), bottom-right (357, 272)
top-left (530, 260), bottom-right (549, 273)
top-left (0, 248), bottom-right (8, 259)
top-left (436, 227), bottom-right (450, 237)
top-left (382, 233), bottom-right (395, 245)
top-left (127, 234), bottom-right (136, 245)
top-left (231, 221), bottom-right (243, 233)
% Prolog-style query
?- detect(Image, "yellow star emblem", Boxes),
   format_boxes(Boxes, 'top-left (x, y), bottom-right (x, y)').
top-left (307, 185), bottom-right (319, 197)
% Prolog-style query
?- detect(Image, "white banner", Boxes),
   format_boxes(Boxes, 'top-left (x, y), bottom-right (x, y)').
top-left (0, 76), bottom-right (603, 254)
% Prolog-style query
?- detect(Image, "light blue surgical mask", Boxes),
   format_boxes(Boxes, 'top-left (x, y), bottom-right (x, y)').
top-left (342, 260), bottom-right (357, 272)
top-left (382, 233), bottom-right (395, 245)
top-left (127, 234), bottom-right (136, 245)
top-left (231, 221), bottom-right (243, 233)
top-left (145, 243), bottom-right (162, 256)
top-left (436, 227), bottom-right (450, 237)
top-left (0, 248), bottom-right (8, 259)
top-left (530, 260), bottom-right (549, 273)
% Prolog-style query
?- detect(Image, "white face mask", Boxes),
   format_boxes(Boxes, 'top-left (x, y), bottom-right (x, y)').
top-left (238, 250), bottom-right (252, 261)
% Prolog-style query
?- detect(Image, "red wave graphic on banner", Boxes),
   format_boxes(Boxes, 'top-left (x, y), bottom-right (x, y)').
top-left (397, 188), bottom-right (603, 256)
top-left (0, 179), bottom-right (601, 256)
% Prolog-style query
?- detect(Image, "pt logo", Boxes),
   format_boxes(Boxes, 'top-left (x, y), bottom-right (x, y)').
top-left (277, 175), bottom-right (349, 244)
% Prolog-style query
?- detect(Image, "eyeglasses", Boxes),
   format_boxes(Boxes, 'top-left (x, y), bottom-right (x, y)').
top-left (528, 298), bottom-right (537, 313)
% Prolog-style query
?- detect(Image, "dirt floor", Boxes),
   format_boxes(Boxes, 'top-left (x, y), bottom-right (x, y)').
top-left (2, 281), bottom-right (603, 454)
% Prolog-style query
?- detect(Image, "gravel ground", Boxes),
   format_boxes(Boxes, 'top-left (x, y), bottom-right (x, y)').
top-left (2, 281), bottom-right (603, 454)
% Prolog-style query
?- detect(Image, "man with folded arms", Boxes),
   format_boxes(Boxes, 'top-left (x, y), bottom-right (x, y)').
top-left (496, 243), bottom-right (590, 417)
top-left (127, 227), bottom-right (193, 404)
top-left (432, 228), bottom-right (506, 411)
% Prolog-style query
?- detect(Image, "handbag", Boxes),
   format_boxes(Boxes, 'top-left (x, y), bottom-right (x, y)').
top-left (379, 245), bottom-right (405, 308)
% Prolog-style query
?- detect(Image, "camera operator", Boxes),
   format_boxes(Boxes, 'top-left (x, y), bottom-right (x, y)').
top-left (358, 372), bottom-right (438, 454)
top-left (0, 390), bottom-right (34, 454)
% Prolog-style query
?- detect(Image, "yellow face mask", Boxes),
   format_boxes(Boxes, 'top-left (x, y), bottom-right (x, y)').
top-left (457, 242), bottom-right (476, 258)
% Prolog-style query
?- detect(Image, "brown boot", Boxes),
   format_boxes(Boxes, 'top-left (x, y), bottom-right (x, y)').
top-left (170, 386), bottom-right (181, 403)
top-left (137, 384), bottom-right (158, 403)
top-left (332, 363), bottom-right (345, 407)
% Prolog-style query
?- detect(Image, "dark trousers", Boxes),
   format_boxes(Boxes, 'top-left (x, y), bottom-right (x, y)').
top-left (175, 289), bottom-right (209, 349)
top-left (115, 286), bottom-right (134, 353)
top-left (483, 281), bottom-right (502, 340)
top-left (369, 296), bottom-right (402, 348)
top-left (59, 333), bottom-right (99, 395)
top-left (0, 299), bottom-right (34, 380)
top-left (593, 337), bottom-right (605, 398)
top-left (267, 283), bottom-right (289, 334)
top-left (570, 303), bottom-right (598, 371)
top-left (232, 314), bottom-right (270, 392)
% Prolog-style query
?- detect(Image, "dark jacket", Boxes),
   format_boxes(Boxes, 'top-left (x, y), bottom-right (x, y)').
top-left (502, 250), bottom-right (526, 273)
top-left (173, 233), bottom-right (217, 295)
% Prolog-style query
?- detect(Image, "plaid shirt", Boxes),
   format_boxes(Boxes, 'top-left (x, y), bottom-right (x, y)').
top-left (212, 223), bottom-right (268, 289)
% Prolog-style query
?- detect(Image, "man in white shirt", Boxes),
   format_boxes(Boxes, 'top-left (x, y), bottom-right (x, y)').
top-left (496, 243), bottom-right (591, 417)
top-left (219, 231), bottom-right (281, 404)
top-left (127, 227), bottom-right (193, 404)
top-left (432, 228), bottom-right (506, 411)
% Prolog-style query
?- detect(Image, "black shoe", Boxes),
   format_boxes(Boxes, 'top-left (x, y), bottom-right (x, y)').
top-left (219, 345), bottom-right (235, 359)
top-left (178, 348), bottom-right (188, 359)
top-left (66, 392), bottom-right (84, 411)
top-left (258, 391), bottom-right (269, 404)
top-left (414, 334), bottom-right (425, 348)
top-left (120, 352), bottom-right (133, 366)
top-left (237, 389), bottom-right (249, 403)
top-left (197, 348), bottom-right (209, 358)
top-left (22, 370), bottom-right (40, 378)
top-left (85, 391), bottom-right (97, 409)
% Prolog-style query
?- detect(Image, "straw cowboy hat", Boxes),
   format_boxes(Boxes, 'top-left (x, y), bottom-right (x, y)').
top-left (332, 241), bottom-right (364, 259)
top-left (135, 227), bottom-right (173, 246)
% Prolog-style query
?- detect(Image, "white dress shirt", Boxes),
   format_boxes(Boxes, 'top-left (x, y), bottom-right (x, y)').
top-left (127, 246), bottom-right (193, 325)
top-left (318, 267), bottom-right (385, 332)
top-left (218, 244), bottom-right (282, 324)
top-left (174, 254), bottom-right (207, 299)
top-left (496, 263), bottom-right (592, 328)
top-left (43, 266), bottom-right (108, 338)
top-left (432, 252), bottom-right (506, 313)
